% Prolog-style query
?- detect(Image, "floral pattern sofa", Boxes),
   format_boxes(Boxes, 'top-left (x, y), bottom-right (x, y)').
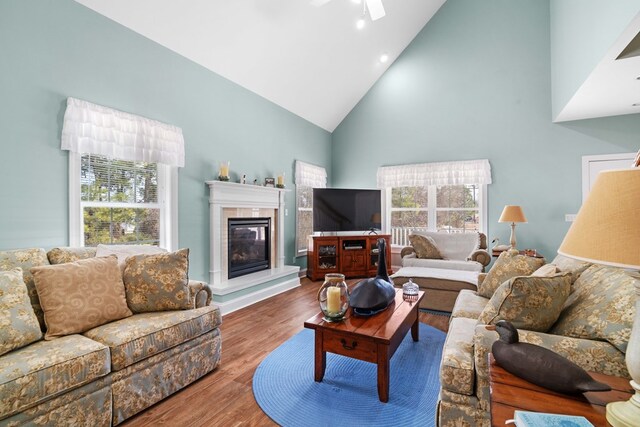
top-left (0, 247), bottom-right (221, 427)
top-left (437, 254), bottom-right (636, 427)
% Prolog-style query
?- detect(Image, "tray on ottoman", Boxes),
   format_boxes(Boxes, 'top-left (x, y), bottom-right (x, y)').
top-left (391, 267), bottom-right (479, 312)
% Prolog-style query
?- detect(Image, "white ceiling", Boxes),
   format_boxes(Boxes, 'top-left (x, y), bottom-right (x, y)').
top-left (555, 12), bottom-right (640, 122)
top-left (74, 0), bottom-right (446, 132)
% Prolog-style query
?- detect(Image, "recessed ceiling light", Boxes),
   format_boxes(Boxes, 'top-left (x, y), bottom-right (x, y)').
top-left (356, 18), bottom-right (365, 29)
top-left (379, 54), bottom-right (389, 63)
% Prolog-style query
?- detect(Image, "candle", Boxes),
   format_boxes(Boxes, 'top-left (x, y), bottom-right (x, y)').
top-left (277, 174), bottom-right (284, 186)
top-left (326, 287), bottom-right (341, 314)
top-left (219, 161), bottom-right (230, 178)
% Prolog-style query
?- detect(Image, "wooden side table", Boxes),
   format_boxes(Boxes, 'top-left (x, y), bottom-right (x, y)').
top-left (488, 354), bottom-right (633, 426)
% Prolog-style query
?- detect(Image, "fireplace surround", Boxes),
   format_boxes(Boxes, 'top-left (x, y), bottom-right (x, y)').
top-left (206, 180), bottom-right (300, 314)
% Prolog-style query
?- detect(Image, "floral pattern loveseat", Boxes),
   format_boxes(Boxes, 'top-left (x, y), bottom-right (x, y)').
top-left (437, 254), bottom-right (636, 427)
top-left (0, 247), bottom-right (221, 426)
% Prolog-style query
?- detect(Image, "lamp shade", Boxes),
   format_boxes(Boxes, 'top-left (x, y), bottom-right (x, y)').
top-left (558, 168), bottom-right (640, 269)
top-left (498, 205), bottom-right (527, 223)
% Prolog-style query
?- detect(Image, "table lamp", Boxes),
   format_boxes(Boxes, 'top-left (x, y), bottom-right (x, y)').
top-left (557, 166), bottom-right (640, 427)
top-left (498, 205), bottom-right (527, 250)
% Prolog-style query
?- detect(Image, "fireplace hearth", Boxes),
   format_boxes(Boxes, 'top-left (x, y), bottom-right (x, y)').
top-left (228, 218), bottom-right (270, 279)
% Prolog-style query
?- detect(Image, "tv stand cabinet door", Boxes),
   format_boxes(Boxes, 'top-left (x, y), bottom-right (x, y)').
top-left (308, 237), bottom-right (340, 281)
top-left (341, 249), bottom-right (367, 277)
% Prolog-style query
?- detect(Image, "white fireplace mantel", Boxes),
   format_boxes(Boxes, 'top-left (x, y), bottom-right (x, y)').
top-left (205, 180), bottom-right (300, 314)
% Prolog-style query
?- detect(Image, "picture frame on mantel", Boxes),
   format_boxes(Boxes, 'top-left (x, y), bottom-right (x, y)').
top-left (264, 177), bottom-right (275, 187)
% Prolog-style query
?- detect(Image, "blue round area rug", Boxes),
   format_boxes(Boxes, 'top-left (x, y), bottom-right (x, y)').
top-left (253, 323), bottom-right (445, 427)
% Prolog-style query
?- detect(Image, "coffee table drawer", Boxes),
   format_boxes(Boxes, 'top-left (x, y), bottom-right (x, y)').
top-left (323, 331), bottom-right (377, 363)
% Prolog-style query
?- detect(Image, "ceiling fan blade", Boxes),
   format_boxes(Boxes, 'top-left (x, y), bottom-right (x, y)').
top-left (365, 0), bottom-right (385, 21)
top-left (310, 0), bottom-right (332, 6)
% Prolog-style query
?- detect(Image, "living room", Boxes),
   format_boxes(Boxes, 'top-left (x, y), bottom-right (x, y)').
top-left (1, 0), bottom-right (639, 426)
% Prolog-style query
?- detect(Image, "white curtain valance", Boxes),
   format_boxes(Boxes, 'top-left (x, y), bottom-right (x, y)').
top-left (377, 159), bottom-right (492, 188)
top-left (295, 160), bottom-right (327, 188)
top-left (61, 97), bottom-right (185, 167)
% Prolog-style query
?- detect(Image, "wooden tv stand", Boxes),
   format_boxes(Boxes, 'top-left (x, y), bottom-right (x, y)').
top-left (306, 234), bottom-right (392, 281)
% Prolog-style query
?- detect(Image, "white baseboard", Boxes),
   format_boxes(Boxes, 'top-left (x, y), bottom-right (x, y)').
top-left (216, 276), bottom-right (300, 316)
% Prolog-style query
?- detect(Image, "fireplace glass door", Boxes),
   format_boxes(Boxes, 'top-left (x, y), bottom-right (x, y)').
top-left (228, 218), bottom-right (271, 279)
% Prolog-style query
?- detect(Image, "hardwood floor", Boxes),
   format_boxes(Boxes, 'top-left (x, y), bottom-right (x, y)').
top-left (121, 278), bottom-right (449, 427)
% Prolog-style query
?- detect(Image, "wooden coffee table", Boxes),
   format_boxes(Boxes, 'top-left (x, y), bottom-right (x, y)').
top-left (488, 354), bottom-right (633, 426)
top-left (304, 289), bottom-right (425, 402)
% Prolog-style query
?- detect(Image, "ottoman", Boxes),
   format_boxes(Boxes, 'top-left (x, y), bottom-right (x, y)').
top-left (391, 267), bottom-right (479, 312)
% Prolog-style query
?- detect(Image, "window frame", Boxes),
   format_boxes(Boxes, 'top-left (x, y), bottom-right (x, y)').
top-left (295, 184), bottom-right (313, 256)
top-left (68, 152), bottom-right (178, 250)
top-left (384, 183), bottom-right (488, 247)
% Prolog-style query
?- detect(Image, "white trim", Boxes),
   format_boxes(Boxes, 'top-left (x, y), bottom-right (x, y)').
top-left (215, 275), bottom-right (300, 316)
top-left (69, 152), bottom-right (82, 247)
top-left (581, 152), bottom-right (636, 204)
top-left (480, 183), bottom-right (488, 236)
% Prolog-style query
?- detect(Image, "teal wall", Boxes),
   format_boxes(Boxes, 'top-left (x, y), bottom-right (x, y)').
top-left (550, 0), bottom-right (640, 118)
top-left (0, 0), bottom-right (332, 280)
top-left (332, 0), bottom-right (640, 260)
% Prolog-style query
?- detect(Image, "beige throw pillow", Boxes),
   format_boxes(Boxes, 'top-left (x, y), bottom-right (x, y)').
top-left (31, 255), bottom-right (132, 340)
top-left (0, 268), bottom-right (43, 355)
top-left (409, 234), bottom-right (443, 259)
top-left (477, 274), bottom-right (572, 332)
top-left (477, 250), bottom-right (545, 298)
top-left (123, 248), bottom-right (190, 312)
top-left (95, 244), bottom-right (167, 273)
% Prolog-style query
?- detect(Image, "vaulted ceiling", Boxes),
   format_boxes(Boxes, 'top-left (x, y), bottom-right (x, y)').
top-left (74, 0), bottom-right (639, 131)
top-left (75, 0), bottom-right (446, 132)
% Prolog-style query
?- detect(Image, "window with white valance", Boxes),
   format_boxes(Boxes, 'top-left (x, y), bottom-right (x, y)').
top-left (62, 97), bottom-right (181, 249)
top-left (376, 159), bottom-right (492, 188)
top-left (377, 159), bottom-right (492, 246)
top-left (61, 97), bottom-right (185, 167)
top-left (295, 161), bottom-right (328, 255)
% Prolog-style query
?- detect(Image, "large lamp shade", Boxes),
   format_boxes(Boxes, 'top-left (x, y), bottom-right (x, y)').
top-left (558, 167), bottom-right (640, 427)
top-left (558, 168), bottom-right (640, 270)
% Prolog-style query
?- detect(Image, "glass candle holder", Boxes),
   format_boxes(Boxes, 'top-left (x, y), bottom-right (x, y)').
top-left (318, 273), bottom-right (349, 322)
top-left (276, 173), bottom-right (285, 188)
top-left (218, 161), bottom-right (230, 181)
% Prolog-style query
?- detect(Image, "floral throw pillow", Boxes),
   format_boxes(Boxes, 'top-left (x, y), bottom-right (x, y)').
top-left (477, 250), bottom-right (545, 298)
top-left (0, 268), bottom-right (43, 355)
top-left (477, 273), bottom-right (572, 332)
top-left (123, 248), bottom-right (190, 312)
top-left (409, 234), bottom-right (443, 259)
top-left (550, 264), bottom-right (637, 353)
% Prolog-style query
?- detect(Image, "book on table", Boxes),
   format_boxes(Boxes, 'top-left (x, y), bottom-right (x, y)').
top-left (505, 410), bottom-right (594, 427)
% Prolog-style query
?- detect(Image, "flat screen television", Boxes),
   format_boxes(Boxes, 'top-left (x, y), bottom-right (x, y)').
top-left (313, 188), bottom-right (382, 233)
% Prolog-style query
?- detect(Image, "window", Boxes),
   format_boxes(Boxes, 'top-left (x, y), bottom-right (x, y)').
top-left (378, 159), bottom-right (492, 246)
top-left (79, 154), bottom-right (159, 246)
top-left (295, 161), bottom-right (327, 255)
top-left (61, 97), bottom-right (183, 249)
top-left (296, 185), bottom-right (314, 254)
top-left (389, 184), bottom-right (484, 246)
top-left (70, 153), bottom-right (177, 248)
